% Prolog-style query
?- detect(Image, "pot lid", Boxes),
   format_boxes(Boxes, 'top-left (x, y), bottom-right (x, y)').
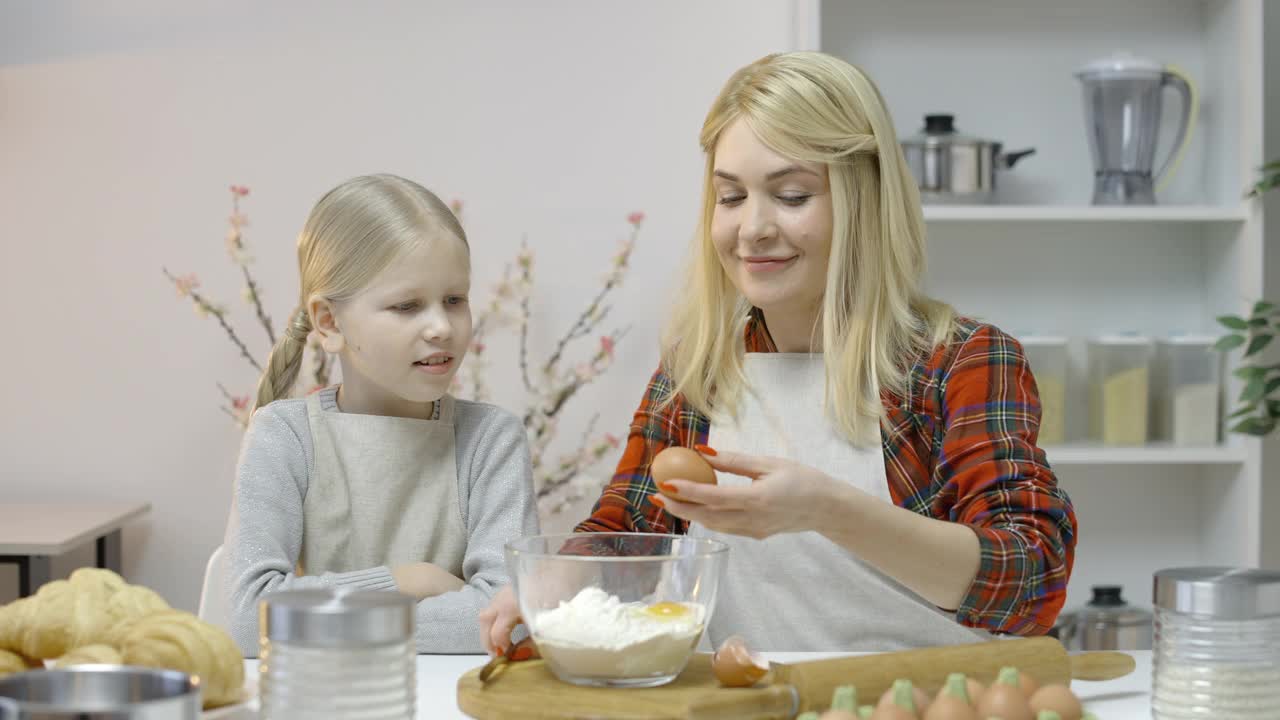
top-left (1077, 585), bottom-right (1152, 625)
top-left (901, 114), bottom-right (992, 147)
top-left (1076, 51), bottom-right (1165, 78)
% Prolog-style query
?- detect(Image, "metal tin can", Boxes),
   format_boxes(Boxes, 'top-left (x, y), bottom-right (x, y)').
top-left (1152, 567), bottom-right (1280, 718)
top-left (258, 589), bottom-right (415, 720)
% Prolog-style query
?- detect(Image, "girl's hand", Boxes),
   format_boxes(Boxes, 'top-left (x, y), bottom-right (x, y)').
top-left (477, 585), bottom-right (537, 660)
top-left (391, 562), bottom-right (465, 600)
top-left (654, 447), bottom-right (851, 539)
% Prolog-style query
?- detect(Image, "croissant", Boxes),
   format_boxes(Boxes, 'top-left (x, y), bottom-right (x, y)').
top-left (0, 648), bottom-right (39, 678)
top-left (0, 581), bottom-right (81, 659)
top-left (104, 585), bottom-right (170, 626)
top-left (0, 567), bottom-right (174, 661)
top-left (67, 568), bottom-right (127, 596)
top-left (51, 643), bottom-right (122, 668)
top-left (114, 610), bottom-right (244, 708)
top-left (0, 570), bottom-right (242, 709)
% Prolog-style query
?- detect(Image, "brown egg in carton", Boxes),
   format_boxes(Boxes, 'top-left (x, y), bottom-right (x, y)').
top-left (783, 669), bottom-right (1094, 720)
top-left (0, 568), bottom-right (244, 709)
top-left (711, 636), bottom-right (1097, 720)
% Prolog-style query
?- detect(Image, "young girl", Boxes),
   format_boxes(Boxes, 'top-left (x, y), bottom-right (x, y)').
top-left (482, 53), bottom-right (1076, 654)
top-left (223, 174), bottom-right (537, 655)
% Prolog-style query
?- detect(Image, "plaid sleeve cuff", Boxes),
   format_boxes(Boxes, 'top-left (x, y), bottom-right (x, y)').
top-left (957, 525), bottom-right (1067, 635)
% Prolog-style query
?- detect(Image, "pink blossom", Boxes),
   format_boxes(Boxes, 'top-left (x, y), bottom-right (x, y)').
top-left (174, 273), bottom-right (200, 297)
top-left (471, 341), bottom-right (486, 354)
top-left (627, 211), bottom-right (645, 226)
top-left (600, 335), bottom-right (615, 357)
top-left (449, 198), bottom-right (464, 214)
top-left (231, 396), bottom-right (250, 410)
top-left (230, 185), bottom-right (250, 197)
top-left (603, 433), bottom-right (621, 449)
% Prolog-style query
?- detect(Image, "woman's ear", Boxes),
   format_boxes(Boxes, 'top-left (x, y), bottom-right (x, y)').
top-left (308, 295), bottom-right (346, 354)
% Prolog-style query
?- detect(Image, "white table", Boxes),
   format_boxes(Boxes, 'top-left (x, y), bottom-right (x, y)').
top-left (226, 651), bottom-right (1153, 719)
top-left (0, 502), bottom-right (150, 596)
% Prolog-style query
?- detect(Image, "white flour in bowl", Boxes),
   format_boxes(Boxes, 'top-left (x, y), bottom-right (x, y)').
top-left (531, 587), bottom-right (705, 679)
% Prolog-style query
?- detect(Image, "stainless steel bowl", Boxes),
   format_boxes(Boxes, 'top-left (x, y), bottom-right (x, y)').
top-left (0, 666), bottom-right (200, 719)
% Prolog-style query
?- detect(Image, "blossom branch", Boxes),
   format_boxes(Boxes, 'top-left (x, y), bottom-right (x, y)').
top-left (163, 267), bottom-right (263, 373)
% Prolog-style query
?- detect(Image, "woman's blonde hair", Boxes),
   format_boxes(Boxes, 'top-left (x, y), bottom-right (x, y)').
top-left (253, 174), bottom-right (467, 411)
top-left (662, 52), bottom-right (956, 445)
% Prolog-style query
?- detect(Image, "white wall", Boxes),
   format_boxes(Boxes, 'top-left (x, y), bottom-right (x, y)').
top-left (1262, 0), bottom-right (1280, 571)
top-left (0, 0), bottom-right (796, 609)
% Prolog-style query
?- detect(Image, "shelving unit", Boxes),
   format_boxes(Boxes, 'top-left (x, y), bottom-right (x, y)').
top-left (1043, 444), bottom-right (1248, 466)
top-left (922, 204), bottom-right (1250, 223)
top-left (792, 0), bottom-right (1268, 612)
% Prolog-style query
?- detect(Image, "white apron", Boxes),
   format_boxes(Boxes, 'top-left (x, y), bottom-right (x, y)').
top-left (300, 387), bottom-right (467, 579)
top-left (690, 354), bottom-right (989, 651)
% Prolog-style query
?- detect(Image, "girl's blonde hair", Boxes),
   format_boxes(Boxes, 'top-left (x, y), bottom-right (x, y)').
top-left (662, 52), bottom-right (956, 446)
top-left (253, 174), bottom-right (467, 411)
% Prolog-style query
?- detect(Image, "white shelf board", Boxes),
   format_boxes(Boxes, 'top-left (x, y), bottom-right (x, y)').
top-left (1043, 444), bottom-right (1247, 465)
top-left (922, 205), bottom-right (1251, 223)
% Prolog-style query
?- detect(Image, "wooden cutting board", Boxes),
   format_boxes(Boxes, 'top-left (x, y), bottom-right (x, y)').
top-left (456, 637), bottom-right (1135, 720)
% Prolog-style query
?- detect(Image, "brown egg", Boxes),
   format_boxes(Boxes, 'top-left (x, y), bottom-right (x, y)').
top-left (869, 704), bottom-right (917, 720)
top-left (976, 668), bottom-right (1033, 720)
top-left (1016, 670), bottom-right (1041, 697)
top-left (651, 447), bottom-right (717, 503)
top-left (877, 679), bottom-right (930, 715)
top-left (964, 678), bottom-right (986, 704)
top-left (1028, 685), bottom-right (1082, 720)
top-left (711, 635), bottom-right (770, 687)
top-left (924, 674), bottom-right (978, 720)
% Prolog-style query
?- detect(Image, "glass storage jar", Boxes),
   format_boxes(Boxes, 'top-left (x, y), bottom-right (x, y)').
top-left (1152, 567), bottom-right (1280, 719)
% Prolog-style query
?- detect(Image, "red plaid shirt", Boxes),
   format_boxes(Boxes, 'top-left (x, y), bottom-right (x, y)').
top-left (575, 313), bottom-right (1077, 636)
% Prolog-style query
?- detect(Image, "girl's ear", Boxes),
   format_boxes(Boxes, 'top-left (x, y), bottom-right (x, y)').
top-left (308, 295), bottom-right (346, 354)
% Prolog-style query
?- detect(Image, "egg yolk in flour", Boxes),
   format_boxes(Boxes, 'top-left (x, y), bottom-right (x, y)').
top-left (641, 601), bottom-right (691, 619)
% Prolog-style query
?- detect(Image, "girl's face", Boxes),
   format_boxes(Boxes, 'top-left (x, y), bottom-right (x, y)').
top-left (327, 234), bottom-right (472, 417)
top-left (710, 119), bottom-right (833, 326)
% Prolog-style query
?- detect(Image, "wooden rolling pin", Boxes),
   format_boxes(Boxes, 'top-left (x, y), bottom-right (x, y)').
top-left (688, 637), bottom-right (1135, 719)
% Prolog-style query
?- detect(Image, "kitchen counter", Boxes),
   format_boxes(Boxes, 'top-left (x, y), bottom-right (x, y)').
top-left (222, 650), bottom-right (1153, 719)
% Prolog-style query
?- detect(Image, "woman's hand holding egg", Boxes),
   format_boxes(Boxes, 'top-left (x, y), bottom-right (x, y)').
top-left (653, 446), bottom-right (847, 539)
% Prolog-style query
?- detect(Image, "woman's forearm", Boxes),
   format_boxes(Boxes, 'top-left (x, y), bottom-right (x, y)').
top-left (816, 482), bottom-right (981, 611)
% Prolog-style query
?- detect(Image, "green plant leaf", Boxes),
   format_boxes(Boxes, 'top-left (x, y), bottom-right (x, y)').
top-left (1215, 334), bottom-right (1246, 351)
top-left (1241, 376), bottom-right (1266, 402)
top-left (1230, 403), bottom-right (1258, 419)
top-left (1233, 366), bottom-right (1268, 380)
top-left (1231, 416), bottom-right (1276, 436)
top-left (1254, 301), bottom-right (1276, 316)
top-left (1218, 315), bottom-right (1250, 330)
top-left (1265, 377), bottom-right (1280, 396)
top-left (1268, 400), bottom-right (1280, 419)
top-left (1246, 334), bottom-right (1274, 357)
top-left (1249, 174), bottom-right (1280, 198)
top-left (1250, 317), bottom-right (1271, 327)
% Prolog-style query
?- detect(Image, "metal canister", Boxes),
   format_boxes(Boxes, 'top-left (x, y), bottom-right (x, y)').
top-left (1152, 567), bottom-right (1280, 718)
top-left (258, 588), bottom-right (415, 720)
top-left (0, 666), bottom-right (200, 719)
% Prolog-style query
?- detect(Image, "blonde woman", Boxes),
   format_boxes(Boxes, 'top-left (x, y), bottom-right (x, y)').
top-left (482, 52), bottom-right (1077, 653)
top-left (222, 174), bottom-right (537, 655)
